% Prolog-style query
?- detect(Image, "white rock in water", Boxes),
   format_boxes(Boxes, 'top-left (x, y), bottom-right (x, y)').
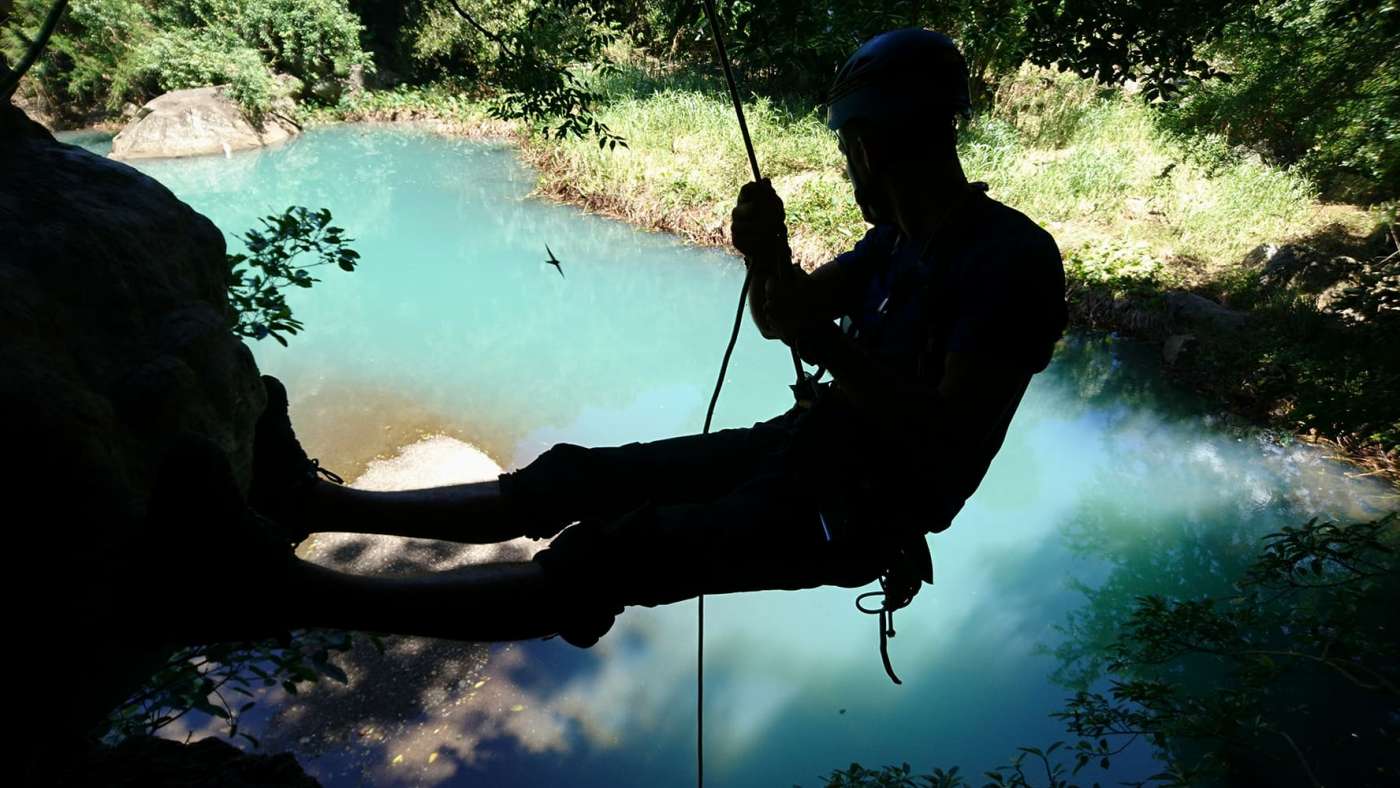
top-left (305, 436), bottom-right (539, 573)
top-left (351, 435), bottom-right (503, 492)
top-left (110, 86), bottom-right (299, 160)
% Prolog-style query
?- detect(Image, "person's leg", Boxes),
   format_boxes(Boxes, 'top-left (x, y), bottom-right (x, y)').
top-left (276, 557), bottom-right (618, 647)
top-left (290, 479), bottom-right (516, 542)
top-left (272, 413), bottom-right (801, 545)
top-left (496, 413), bottom-right (802, 540)
top-left (532, 469), bottom-right (891, 614)
top-left (256, 371), bottom-right (805, 544)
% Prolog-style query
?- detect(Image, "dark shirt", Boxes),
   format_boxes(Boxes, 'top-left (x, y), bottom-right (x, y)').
top-left (800, 188), bottom-right (1067, 532)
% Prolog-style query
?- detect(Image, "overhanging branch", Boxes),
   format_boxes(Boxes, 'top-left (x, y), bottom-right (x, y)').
top-left (445, 0), bottom-right (515, 57)
top-left (1, 0), bottom-right (68, 101)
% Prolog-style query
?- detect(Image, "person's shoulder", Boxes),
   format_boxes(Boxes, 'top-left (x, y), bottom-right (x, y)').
top-left (968, 192), bottom-right (1060, 262)
top-left (834, 222), bottom-right (899, 267)
top-left (860, 222), bottom-right (900, 251)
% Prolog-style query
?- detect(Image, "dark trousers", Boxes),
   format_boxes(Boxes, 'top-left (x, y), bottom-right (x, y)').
top-left (508, 410), bottom-right (892, 608)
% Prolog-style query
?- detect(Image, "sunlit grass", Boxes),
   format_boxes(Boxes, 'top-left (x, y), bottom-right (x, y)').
top-left (523, 65), bottom-right (1342, 276)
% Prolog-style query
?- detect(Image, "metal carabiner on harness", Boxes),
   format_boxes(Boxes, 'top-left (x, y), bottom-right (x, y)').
top-left (856, 571), bottom-right (919, 684)
top-left (854, 530), bottom-right (933, 684)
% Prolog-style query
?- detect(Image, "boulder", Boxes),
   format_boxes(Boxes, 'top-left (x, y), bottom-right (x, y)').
top-left (110, 86), bottom-right (299, 160)
top-left (1250, 243), bottom-right (1361, 294)
top-left (1162, 333), bottom-right (1197, 365)
top-left (1164, 291), bottom-right (1250, 334)
top-left (2, 100), bottom-right (266, 757)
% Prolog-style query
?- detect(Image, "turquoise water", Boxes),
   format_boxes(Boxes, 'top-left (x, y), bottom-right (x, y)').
top-left (85, 127), bottom-right (1391, 786)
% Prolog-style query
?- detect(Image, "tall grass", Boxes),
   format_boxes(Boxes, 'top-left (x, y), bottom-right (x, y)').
top-left (523, 64), bottom-right (1335, 274)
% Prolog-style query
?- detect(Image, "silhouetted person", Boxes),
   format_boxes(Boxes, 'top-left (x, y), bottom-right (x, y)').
top-left (253, 29), bottom-right (1068, 647)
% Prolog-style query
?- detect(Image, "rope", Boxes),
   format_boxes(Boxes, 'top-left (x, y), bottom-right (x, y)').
top-left (697, 2), bottom-right (816, 783)
top-left (696, 263), bottom-right (750, 788)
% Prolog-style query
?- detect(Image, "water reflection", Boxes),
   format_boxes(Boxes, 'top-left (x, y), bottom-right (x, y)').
top-left (125, 129), bottom-right (1391, 786)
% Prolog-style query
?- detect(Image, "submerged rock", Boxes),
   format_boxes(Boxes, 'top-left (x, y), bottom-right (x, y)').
top-left (110, 86), bottom-right (299, 160)
top-left (1164, 291), bottom-right (1249, 334)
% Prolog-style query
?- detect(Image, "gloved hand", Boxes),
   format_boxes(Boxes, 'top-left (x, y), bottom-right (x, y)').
top-left (730, 178), bottom-right (789, 274)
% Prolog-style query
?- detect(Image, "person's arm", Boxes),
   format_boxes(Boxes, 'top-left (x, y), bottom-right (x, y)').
top-left (732, 179), bottom-right (860, 338)
top-left (781, 234), bottom-right (1065, 453)
top-left (747, 257), bottom-right (865, 339)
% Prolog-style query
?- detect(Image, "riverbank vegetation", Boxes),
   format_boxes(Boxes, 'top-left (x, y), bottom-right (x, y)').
top-left (2, 0), bottom-right (371, 121)
top-left (823, 513), bottom-right (1400, 787)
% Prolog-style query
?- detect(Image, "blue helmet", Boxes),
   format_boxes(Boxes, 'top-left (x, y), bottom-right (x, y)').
top-left (826, 28), bottom-right (972, 132)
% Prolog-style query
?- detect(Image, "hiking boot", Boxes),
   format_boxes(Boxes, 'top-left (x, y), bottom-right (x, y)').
top-left (147, 433), bottom-right (299, 643)
top-left (496, 443), bottom-right (597, 540)
top-left (249, 375), bottom-right (343, 545)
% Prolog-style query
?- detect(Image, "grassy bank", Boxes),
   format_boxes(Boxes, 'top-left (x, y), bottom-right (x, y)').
top-left (316, 66), bottom-right (1396, 481)
top-left (519, 65), bottom-right (1368, 274)
top-left (314, 67), bottom-right (1365, 273)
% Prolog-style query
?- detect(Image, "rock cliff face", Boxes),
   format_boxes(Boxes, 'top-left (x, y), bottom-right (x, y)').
top-left (1, 100), bottom-right (266, 759)
top-left (110, 85), bottom-right (299, 160)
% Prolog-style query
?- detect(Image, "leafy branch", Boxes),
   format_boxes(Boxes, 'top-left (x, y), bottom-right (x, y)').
top-left (100, 630), bottom-right (373, 745)
top-left (444, 0), bottom-right (627, 149)
top-left (825, 514), bottom-right (1399, 787)
top-left (227, 205), bottom-right (360, 346)
top-left (0, 0), bottom-right (67, 100)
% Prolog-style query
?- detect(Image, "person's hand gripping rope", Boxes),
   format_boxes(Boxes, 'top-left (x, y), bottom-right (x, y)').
top-left (730, 178), bottom-right (814, 348)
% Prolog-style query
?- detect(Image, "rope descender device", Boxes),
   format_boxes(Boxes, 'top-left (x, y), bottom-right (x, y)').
top-left (855, 574), bottom-right (917, 685)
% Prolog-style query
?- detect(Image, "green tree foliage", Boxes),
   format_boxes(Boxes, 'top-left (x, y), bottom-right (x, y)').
top-left (638, 0), bottom-right (1032, 104)
top-left (101, 630), bottom-right (363, 744)
top-left (1, 0), bottom-right (150, 112)
top-left (1, 0), bottom-right (370, 119)
top-left (162, 0), bottom-right (370, 91)
top-left (1024, 0), bottom-right (1237, 100)
top-left (227, 206), bottom-right (361, 346)
top-left (353, 0), bottom-right (629, 145)
top-left (123, 31), bottom-right (285, 120)
top-left (1022, 0), bottom-right (1398, 201)
top-left (1164, 0), bottom-right (1400, 202)
top-left (1057, 514), bottom-right (1400, 785)
top-left (824, 515), bottom-right (1400, 786)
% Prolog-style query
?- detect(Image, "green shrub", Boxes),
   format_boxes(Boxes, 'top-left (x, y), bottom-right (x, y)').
top-left (159, 0), bottom-right (370, 91)
top-left (2, 0), bottom-right (155, 114)
top-left (1161, 0), bottom-right (1398, 203)
top-left (986, 63), bottom-right (1104, 149)
top-left (1064, 239), bottom-right (1167, 296)
top-left (2, 0), bottom-right (369, 120)
top-left (121, 30), bottom-right (282, 118)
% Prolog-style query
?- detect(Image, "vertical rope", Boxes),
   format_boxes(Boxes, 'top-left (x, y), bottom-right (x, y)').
top-left (697, 265), bottom-right (750, 788)
top-left (697, 2), bottom-right (806, 785)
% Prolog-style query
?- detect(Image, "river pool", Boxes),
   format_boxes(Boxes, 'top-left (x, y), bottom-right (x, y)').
top-left (74, 126), bottom-right (1392, 786)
